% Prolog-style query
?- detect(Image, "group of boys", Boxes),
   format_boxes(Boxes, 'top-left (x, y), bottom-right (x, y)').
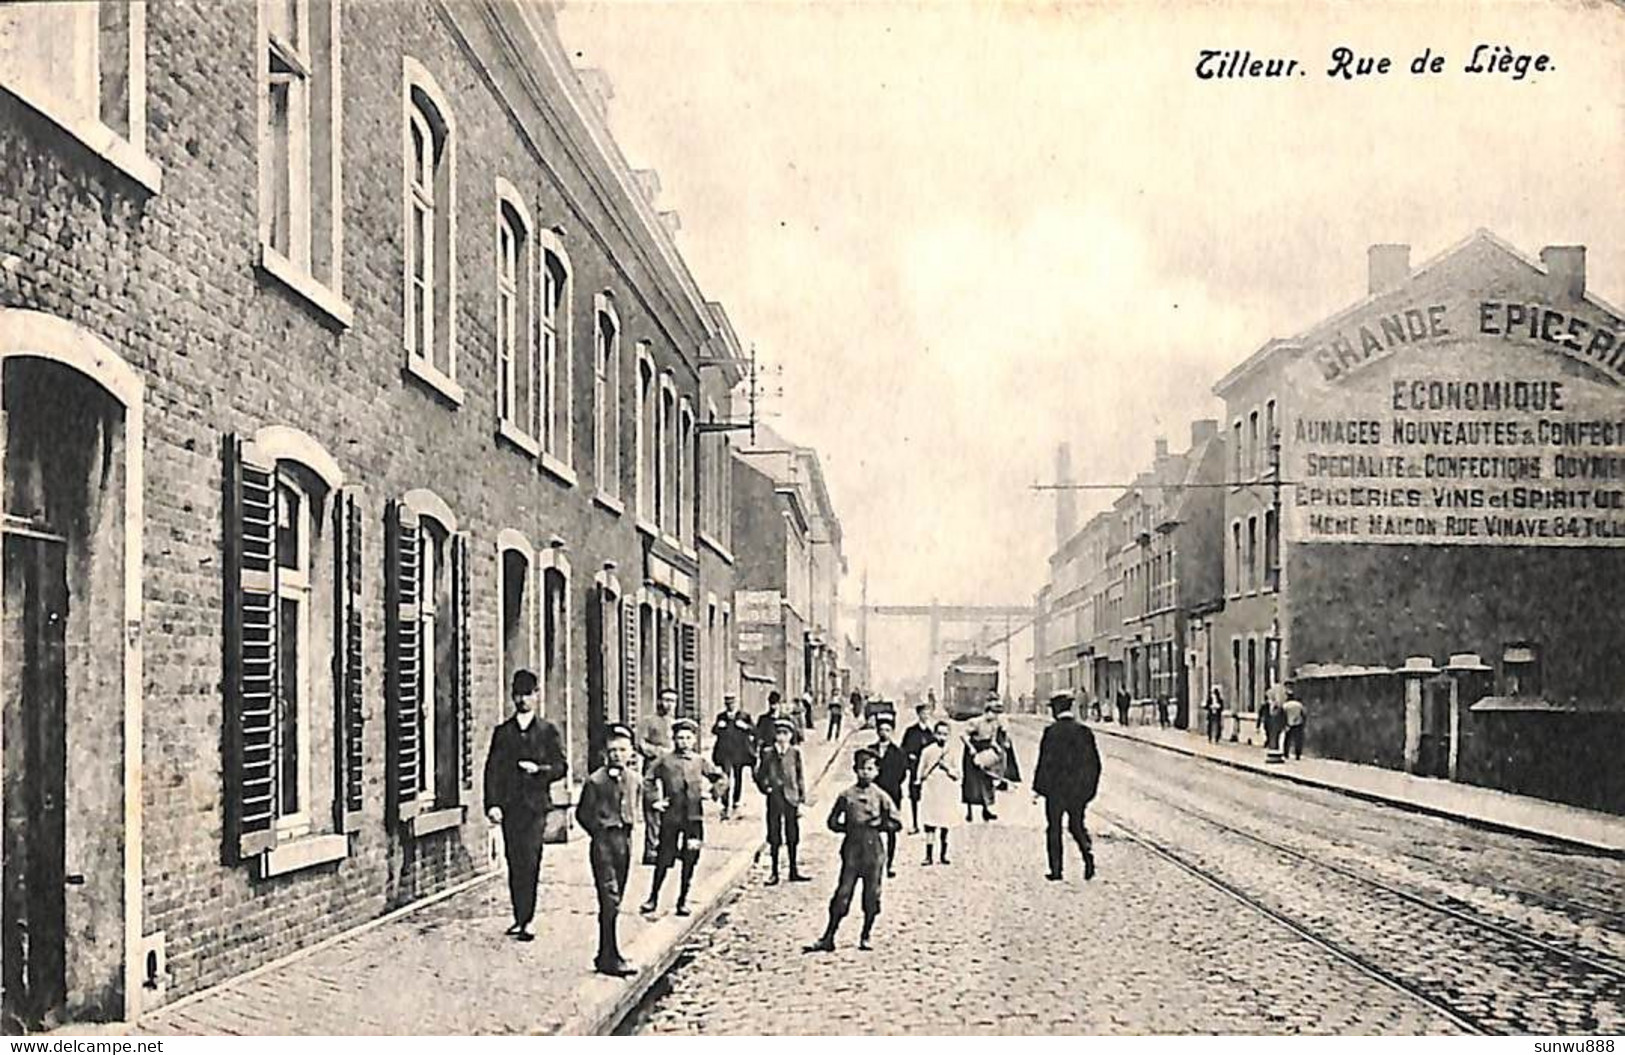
top-left (489, 670), bottom-right (1104, 977)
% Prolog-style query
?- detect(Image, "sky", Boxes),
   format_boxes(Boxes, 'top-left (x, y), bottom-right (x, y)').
top-left (553, 0), bottom-right (1625, 608)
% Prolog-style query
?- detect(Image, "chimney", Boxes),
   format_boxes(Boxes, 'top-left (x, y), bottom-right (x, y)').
top-left (573, 67), bottom-right (615, 121)
top-left (1190, 418), bottom-right (1218, 446)
top-left (1540, 246), bottom-right (1586, 301)
top-left (1154, 436), bottom-right (1169, 460)
top-left (1368, 244), bottom-right (1411, 296)
top-left (1055, 443), bottom-right (1077, 546)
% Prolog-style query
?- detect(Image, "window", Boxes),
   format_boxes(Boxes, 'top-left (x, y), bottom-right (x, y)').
top-left (226, 430), bottom-right (361, 870)
top-left (0, 2), bottom-right (156, 190)
top-left (258, 0), bottom-right (344, 321)
top-left (1246, 515), bottom-right (1258, 592)
top-left (679, 401), bottom-right (694, 545)
top-left (540, 234), bottom-right (572, 469)
top-left (636, 351), bottom-right (655, 523)
top-left (1264, 508), bottom-right (1279, 590)
top-left (1231, 521), bottom-right (1242, 596)
top-left (593, 296), bottom-right (622, 500)
top-left (494, 186), bottom-right (536, 450)
top-left (658, 379), bottom-right (676, 534)
top-left (1247, 410), bottom-right (1260, 479)
top-left (1501, 643), bottom-right (1542, 697)
top-left (1232, 420), bottom-right (1242, 484)
top-left (1231, 638), bottom-right (1242, 713)
top-left (388, 491), bottom-right (471, 832)
top-left (402, 59), bottom-right (459, 401)
top-left (498, 536), bottom-right (534, 726)
top-left (541, 559), bottom-right (569, 725)
top-left (1264, 398), bottom-right (1277, 475)
top-left (1246, 637), bottom-right (1258, 712)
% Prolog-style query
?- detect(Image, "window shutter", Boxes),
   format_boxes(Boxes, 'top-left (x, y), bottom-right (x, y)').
top-left (621, 597), bottom-right (639, 726)
top-left (225, 435), bottom-right (280, 861)
top-left (679, 622), bottom-right (698, 720)
top-left (386, 500), bottom-right (423, 821)
top-left (334, 486), bottom-right (366, 833)
top-left (453, 531), bottom-right (474, 796)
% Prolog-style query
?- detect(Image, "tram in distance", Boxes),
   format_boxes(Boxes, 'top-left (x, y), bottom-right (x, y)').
top-left (942, 652), bottom-right (999, 721)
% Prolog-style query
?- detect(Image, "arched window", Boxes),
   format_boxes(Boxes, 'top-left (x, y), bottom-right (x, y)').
top-left (593, 294), bottom-right (622, 501)
top-left (389, 488), bottom-right (471, 833)
top-left (636, 351), bottom-right (655, 522)
top-left (658, 377), bottom-right (676, 534)
top-left (497, 530), bottom-right (535, 723)
top-left (539, 231), bottom-right (572, 468)
top-left (402, 58), bottom-right (459, 401)
top-left (495, 182), bottom-right (536, 451)
top-left (678, 400), bottom-right (694, 545)
top-left (226, 426), bottom-right (362, 866)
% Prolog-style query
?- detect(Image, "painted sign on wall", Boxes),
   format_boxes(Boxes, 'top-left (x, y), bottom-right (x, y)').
top-left (735, 590), bottom-right (782, 625)
top-left (1289, 298), bottom-right (1625, 546)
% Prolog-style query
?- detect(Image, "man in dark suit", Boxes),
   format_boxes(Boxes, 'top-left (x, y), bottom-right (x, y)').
top-left (899, 701), bottom-right (935, 834)
top-left (870, 716), bottom-right (909, 877)
top-left (483, 668), bottom-right (568, 941)
top-left (1032, 692), bottom-right (1102, 882)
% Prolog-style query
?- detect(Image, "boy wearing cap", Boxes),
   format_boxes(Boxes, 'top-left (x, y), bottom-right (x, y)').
top-left (804, 747), bottom-right (902, 953)
top-left (640, 717), bottom-right (725, 917)
top-left (870, 717), bottom-right (909, 877)
top-left (575, 725), bottom-right (640, 976)
top-left (755, 718), bottom-right (809, 885)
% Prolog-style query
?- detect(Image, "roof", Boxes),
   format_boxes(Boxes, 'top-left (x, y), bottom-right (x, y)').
top-left (1212, 229), bottom-right (1625, 397)
top-left (1470, 696), bottom-right (1625, 714)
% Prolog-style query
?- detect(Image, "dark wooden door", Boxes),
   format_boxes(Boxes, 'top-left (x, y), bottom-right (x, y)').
top-left (1418, 678), bottom-right (1452, 779)
top-left (2, 533), bottom-right (69, 1033)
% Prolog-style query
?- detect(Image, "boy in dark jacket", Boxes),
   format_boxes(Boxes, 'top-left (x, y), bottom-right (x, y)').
top-left (755, 719), bottom-right (810, 884)
top-left (575, 725), bottom-right (639, 976)
top-left (803, 748), bottom-right (902, 953)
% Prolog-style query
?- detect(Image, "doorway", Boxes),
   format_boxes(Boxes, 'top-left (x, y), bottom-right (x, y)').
top-left (1, 329), bottom-right (143, 1030)
top-left (1417, 677), bottom-right (1453, 779)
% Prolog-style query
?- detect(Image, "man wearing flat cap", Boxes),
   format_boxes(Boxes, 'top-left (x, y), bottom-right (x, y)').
top-left (870, 716), bottom-right (909, 877)
top-left (576, 724), bottom-right (640, 975)
top-left (640, 716), bottom-right (725, 917)
top-left (483, 668), bottom-right (568, 941)
top-left (1032, 691), bottom-right (1101, 882)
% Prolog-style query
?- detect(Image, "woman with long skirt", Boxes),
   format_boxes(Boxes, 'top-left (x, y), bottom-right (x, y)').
top-left (961, 704), bottom-right (1000, 821)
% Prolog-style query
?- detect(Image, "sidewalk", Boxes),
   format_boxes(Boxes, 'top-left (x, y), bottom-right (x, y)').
top-left (137, 728), bottom-right (857, 1036)
top-left (1088, 719), bottom-right (1625, 857)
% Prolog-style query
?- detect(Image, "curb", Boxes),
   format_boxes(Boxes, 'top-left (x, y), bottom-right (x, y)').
top-left (559, 729), bottom-right (858, 1036)
top-left (1090, 723), bottom-right (1625, 858)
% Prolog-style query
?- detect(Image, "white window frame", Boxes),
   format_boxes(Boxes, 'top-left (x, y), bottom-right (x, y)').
top-left (593, 294), bottom-right (623, 503)
top-left (274, 472), bottom-right (315, 838)
top-left (494, 180), bottom-right (537, 456)
top-left (0, 2), bottom-right (158, 191)
top-left (679, 398), bottom-right (694, 546)
top-left (538, 231), bottom-right (574, 479)
top-left (635, 349), bottom-right (656, 527)
top-left (658, 373), bottom-right (677, 538)
top-left (418, 521), bottom-right (441, 797)
top-left (401, 57), bottom-right (461, 404)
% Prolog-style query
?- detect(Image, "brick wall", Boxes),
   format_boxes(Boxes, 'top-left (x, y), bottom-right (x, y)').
top-left (1, 0), bottom-right (726, 1005)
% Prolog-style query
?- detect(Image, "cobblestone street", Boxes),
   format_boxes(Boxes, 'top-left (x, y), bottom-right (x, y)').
top-left (626, 722), bottom-right (1625, 1035)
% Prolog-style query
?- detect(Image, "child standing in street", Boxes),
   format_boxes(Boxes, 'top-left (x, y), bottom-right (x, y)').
top-left (803, 748), bottom-right (902, 954)
top-left (640, 718), bottom-right (725, 918)
top-left (915, 720), bottom-right (960, 866)
top-left (575, 724), bottom-right (639, 976)
top-left (755, 718), bottom-right (810, 885)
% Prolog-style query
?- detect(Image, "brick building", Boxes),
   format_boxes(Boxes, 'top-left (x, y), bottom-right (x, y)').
top-left (1215, 231), bottom-right (1625, 810)
top-left (730, 426), bottom-right (845, 715)
top-left (1034, 427), bottom-right (1225, 724)
top-left (0, 0), bottom-right (746, 1029)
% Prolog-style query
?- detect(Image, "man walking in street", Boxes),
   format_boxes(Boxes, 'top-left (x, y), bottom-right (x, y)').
top-left (1032, 692), bottom-right (1101, 882)
top-left (1115, 686), bottom-right (1131, 725)
top-left (711, 694), bottom-right (755, 820)
top-left (575, 724), bottom-right (639, 976)
top-left (755, 718), bottom-right (810, 885)
top-left (826, 692), bottom-right (844, 740)
top-left (1282, 687), bottom-right (1307, 760)
top-left (483, 669), bottom-right (568, 941)
top-left (636, 688), bottom-right (676, 864)
top-left (900, 700), bottom-right (934, 834)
